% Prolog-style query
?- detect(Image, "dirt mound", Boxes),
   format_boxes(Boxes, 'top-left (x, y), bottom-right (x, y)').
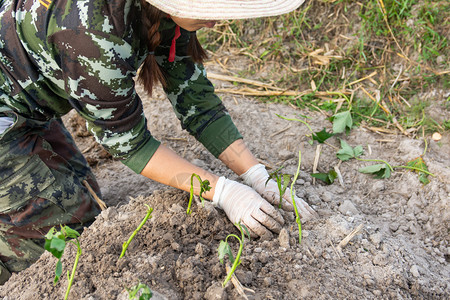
top-left (1, 87), bottom-right (449, 299)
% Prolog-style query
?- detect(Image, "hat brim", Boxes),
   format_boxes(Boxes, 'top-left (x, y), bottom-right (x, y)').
top-left (146, 0), bottom-right (305, 20)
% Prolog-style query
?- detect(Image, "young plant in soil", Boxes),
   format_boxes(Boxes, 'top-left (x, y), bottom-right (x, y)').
top-left (266, 166), bottom-right (291, 209)
top-left (218, 223), bottom-right (250, 287)
top-left (119, 204), bottom-right (153, 259)
top-left (126, 282), bottom-right (153, 300)
top-left (336, 139), bottom-right (435, 182)
top-left (44, 225), bottom-right (82, 300)
top-left (186, 173), bottom-right (211, 214)
top-left (291, 150), bottom-right (303, 244)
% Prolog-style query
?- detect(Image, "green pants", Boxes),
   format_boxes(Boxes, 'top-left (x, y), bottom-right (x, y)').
top-left (0, 109), bottom-right (101, 283)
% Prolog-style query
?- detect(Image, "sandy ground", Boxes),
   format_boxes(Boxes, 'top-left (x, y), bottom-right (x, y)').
top-left (1, 75), bottom-right (449, 299)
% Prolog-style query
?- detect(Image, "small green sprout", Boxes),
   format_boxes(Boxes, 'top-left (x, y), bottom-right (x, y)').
top-left (126, 282), bottom-right (153, 300)
top-left (218, 223), bottom-right (250, 287)
top-left (336, 139), bottom-right (363, 161)
top-left (119, 205), bottom-right (153, 259)
top-left (44, 225), bottom-right (82, 300)
top-left (336, 140), bottom-right (435, 182)
top-left (266, 166), bottom-right (291, 209)
top-left (291, 150), bottom-right (303, 244)
top-left (406, 156), bottom-right (430, 185)
top-left (187, 173), bottom-right (211, 214)
top-left (332, 110), bottom-right (353, 134)
top-left (311, 169), bottom-right (338, 184)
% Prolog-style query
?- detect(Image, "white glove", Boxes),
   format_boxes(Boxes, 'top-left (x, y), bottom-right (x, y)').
top-left (240, 164), bottom-right (317, 222)
top-left (213, 177), bottom-right (284, 239)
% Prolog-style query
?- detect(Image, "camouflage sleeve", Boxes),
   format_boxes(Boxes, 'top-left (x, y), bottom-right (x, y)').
top-left (48, 29), bottom-right (160, 174)
top-left (155, 20), bottom-right (242, 157)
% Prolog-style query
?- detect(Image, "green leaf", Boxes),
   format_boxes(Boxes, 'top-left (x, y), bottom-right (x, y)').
top-left (312, 128), bottom-right (334, 143)
top-left (358, 163), bottom-right (391, 179)
top-left (62, 226), bottom-right (80, 239)
top-left (239, 223), bottom-right (251, 241)
top-left (332, 111), bottom-right (353, 134)
top-left (311, 170), bottom-right (337, 184)
top-left (407, 156), bottom-right (430, 185)
top-left (336, 140), bottom-right (364, 161)
top-left (51, 238), bottom-right (66, 252)
top-left (54, 260), bottom-right (62, 284)
top-left (127, 283), bottom-right (153, 300)
top-left (44, 238), bottom-right (66, 259)
top-left (44, 227), bottom-right (57, 240)
top-left (218, 240), bottom-right (234, 264)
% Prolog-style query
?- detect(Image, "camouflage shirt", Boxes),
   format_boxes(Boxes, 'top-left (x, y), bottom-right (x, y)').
top-left (0, 0), bottom-right (241, 173)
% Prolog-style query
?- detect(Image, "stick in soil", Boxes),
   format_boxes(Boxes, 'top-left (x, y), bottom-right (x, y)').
top-left (337, 224), bottom-right (364, 252)
top-left (312, 144), bottom-right (322, 185)
top-left (83, 180), bottom-right (107, 210)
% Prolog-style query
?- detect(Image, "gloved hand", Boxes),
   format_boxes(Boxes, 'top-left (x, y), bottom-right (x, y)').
top-left (240, 164), bottom-right (317, 222)
top-left (213, 177), bottom-right (284, 239)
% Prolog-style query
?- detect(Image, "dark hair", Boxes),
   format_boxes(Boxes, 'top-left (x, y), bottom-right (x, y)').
top-left (138, 1), bottom-right (208, 95)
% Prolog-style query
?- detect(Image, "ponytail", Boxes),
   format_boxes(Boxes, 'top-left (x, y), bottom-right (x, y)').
top-left (138, 2), bottom-right (208, 95)
top-left (138, 1), bottom-right (166, 95)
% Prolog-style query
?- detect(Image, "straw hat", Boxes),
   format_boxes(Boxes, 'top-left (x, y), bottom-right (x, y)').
top-left (145, 0), bottom-right (305, 20)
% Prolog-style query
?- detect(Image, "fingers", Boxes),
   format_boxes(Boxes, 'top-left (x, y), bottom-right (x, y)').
top-left (241, 218), bottom-right (273, 240)
top-left (259, 202), bottom-right (284, 226)
top-left (252, 206), bottom-right (283, 233)
top-left (240, 203), bottom-right (284, 240)
top-left (261, 181), bottom-right (295, 212)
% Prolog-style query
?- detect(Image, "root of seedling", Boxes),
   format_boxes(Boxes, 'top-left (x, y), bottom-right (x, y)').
top-left (225, 264), bottom-right (255, 299)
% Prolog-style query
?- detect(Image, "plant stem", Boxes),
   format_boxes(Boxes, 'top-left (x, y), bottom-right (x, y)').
top-left (222, 232), bottom-right (243, 287)
top-left (119, 205), bottom-right (153, 259)
top-left (64, 240), bottom-right (81, 300)
top-left (187, 174), bottom-right (210, 214)
top-left (290, 150), bottom-right (302, 244)
top-left (392, 165), bottom-right (435, 177)
top-left (187, 174), bottom-right (200, 214)
top-left (356, 157), bottom-right (394, 172)
top-left (276, 114), bottom-right (313, 134)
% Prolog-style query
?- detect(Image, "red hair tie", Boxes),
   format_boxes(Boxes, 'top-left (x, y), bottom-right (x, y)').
top-left (168, 25), bottom-right (181, 62)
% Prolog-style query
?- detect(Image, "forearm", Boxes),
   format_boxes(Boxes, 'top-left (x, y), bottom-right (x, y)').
top-left (140, 144), bottom-right (218, 200)
top-left (218, 139), bottom-right (259, 176)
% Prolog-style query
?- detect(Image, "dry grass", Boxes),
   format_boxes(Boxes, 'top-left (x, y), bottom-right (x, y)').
top-left (199, 0), bottom-right (450, 136)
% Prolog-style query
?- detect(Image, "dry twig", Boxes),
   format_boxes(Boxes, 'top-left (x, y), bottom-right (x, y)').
top-left (337, 224), bottom-right (364, 250)
top-left (312, 144), bottom-right (322, 185)
top-left (82, 180), bottom-right (107, 211)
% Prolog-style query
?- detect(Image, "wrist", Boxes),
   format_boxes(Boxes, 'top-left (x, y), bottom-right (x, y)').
top-left (212, 176), bottom-right (226, 207)
top-left (240, 163), bottom-right (268, 186)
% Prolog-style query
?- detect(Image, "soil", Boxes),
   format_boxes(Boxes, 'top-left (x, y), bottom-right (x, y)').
top-left (1, 77), bottom-right (449, 299)
top-left (0, 1), bottom-right (449, 297)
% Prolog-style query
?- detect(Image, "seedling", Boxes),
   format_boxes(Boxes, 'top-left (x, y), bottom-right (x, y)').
top-left (291, 150), bottom-right (303, 244)
top-left (120, 205), bottom-right (153, 259)
top-left (218, 223), bottom-right (250, 287)
top-left (44, 225), bottom-right (82, 300)
top-left (406, 156), bottom-right (430, 185)
top-left (266, 166), bottom-right (291, 209)
top-left (332, 110), bottom-right (353, 134)
top-left (336, 140), bottom-right (435, 182)
top-left (336, 139), bottom-right (364, 161)
top-left (126, 282), bottom-right (153, 300)
top-left (311, 169), bottom-right (337, 184)
top-left (312, 128), bottom-right (335, 143)
top-left (186, 173), bottom-right (211, 214)
top-left (276, 113), bottom-right (337, 145)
